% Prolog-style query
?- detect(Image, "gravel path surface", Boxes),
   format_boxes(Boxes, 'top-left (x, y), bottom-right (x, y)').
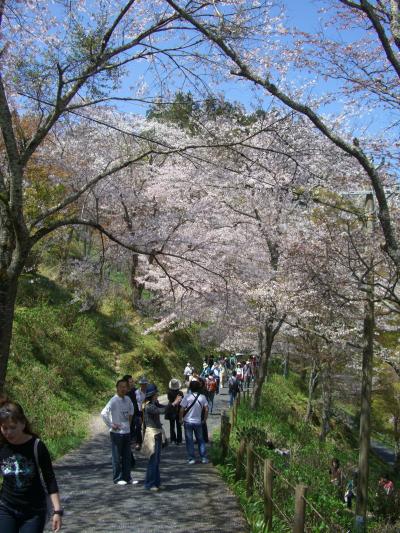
top-left (50, 386), bottom-right (249, 533)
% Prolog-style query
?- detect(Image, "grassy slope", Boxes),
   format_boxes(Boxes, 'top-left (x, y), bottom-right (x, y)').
top-left (215, 374), bottom-right (396, 532)
top-left (7, 273), bottom-right (206, 458)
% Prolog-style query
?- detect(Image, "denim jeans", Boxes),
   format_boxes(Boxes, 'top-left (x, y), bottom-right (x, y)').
top-left (134, 414), bottom-right (143, 445)
top-left (110, 432), bottom-right (131, 483)
top-left (0, 502), bottom-right (46, 533)
top-left (145, 433), bottom-right (162, 489)
top-left (207, 392), bottom-right (215, 413)
top-left (169, 416), bottom-right (182, 444)
top-left (184, 422), bottom-right (207, 461)
top-left (229, 391), bottom-right (237, 407)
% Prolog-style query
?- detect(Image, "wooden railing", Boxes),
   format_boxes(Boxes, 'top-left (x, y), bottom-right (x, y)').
top-left (220, 393), bottom-right (345, 533)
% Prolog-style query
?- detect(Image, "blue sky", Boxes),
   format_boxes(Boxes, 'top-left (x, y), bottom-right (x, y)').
top-left (80, 0), bottom-right (394, 139)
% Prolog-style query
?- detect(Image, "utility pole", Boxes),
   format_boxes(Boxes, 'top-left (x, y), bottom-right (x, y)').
top-left (355, 193), bottom-right (375, 532)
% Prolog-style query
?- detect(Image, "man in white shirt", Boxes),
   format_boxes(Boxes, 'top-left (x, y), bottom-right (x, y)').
top-left (179, 379), bottom-right (209, 464)
top-left (183, 362), bottom-right (193, 386)
top-left (101, 379), bottom-right (134, 485)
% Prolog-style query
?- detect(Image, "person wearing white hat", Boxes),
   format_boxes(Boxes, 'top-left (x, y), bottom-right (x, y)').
top-left (166, 379), bottom-right (184, 445)
top-left (183, 363), bottom-right (193, 387)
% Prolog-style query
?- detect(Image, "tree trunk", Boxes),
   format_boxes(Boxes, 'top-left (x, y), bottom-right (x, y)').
top-left (305, 358), bottom-right (319, 422)
top-left (319, 366), bottom-right (332, 442)
top-left (251, 321), bottom-right (275, 410)
top-left (58, 227), bottom-right (74, 281)
top-left (130, 253), bottom-right (144, 310)
top-left (0, 274), bottom-right (19, 392)
top-left (355, 193), bottom-right (375, 533)
top-left (393, 416), bottom-right (400, 474)
top-left (283, 351), bottom-right (289, 378)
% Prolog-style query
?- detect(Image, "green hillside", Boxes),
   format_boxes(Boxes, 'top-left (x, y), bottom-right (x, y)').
top-left (6, 273), bottom-right (207, 457)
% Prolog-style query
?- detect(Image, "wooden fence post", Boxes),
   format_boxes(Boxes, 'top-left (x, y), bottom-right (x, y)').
top-left (293, 484), bottom-right (308, 533)
top-left (235, 438), bottom-right (246, 481)
top-left (220, 410), bottom-right (231, 462)
top-left (234, 398), bottom-right (239, 426)
top-left (230, 401), bottom-right (236, 427)
top-left (246, 444), bottom-right (255, 497)
top-left (264, 459), bottom-right (273, 531)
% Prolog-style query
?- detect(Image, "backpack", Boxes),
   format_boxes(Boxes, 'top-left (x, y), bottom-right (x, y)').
top-left (229, 377), bottom-right (240, 394)
top-left (206, 378), bottom-right (217, 393)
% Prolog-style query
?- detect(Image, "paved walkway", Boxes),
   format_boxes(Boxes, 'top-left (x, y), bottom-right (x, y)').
top-left (371, 438), bottom-right (396, 467)
top-left (50, 386), bottom-right (248, 533)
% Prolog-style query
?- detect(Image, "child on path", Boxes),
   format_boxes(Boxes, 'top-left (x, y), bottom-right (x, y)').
top-left (0, 399), bottom-right (63, 533)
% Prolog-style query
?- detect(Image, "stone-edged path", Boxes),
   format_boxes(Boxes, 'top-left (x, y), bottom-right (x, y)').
top-left (49, 387), bottom-right (248, 533)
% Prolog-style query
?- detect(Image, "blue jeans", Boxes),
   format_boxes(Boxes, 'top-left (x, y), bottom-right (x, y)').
top-left (0, 502), bottom-right (46, 533)
top-left (207, 392), bottom-right (215, 413)
top-left (110, 432), bottom-right (131, 483)
top-left (145, 433), bottom-right (162, 489)
top-left (229, 391), bottom-right (237, 407)
top-left (184, 422), bottom-right (207, 461)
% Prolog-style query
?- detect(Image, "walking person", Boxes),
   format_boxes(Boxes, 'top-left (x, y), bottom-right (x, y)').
top-left (0, 399), bottom-right (63, 533)
top-left (101, 379), bottom-right (134, 485)
top-left (122, 374), bottom-right (139, 447)
top-left (134, 376), bottom-right (148, 450)
top-left (179, 379), bottom-right (209, 464)
top-left (183, 362), bottom-right (193, 387)
top-left (228, 370), bottom-right (240, 407)
top-left (142, 384), bottom-right (181, 491)
top-left (205, 373), bottom-right (217, 413)
top-left (219, 362), bottom-right (226, 389)
top-left (329, 458), bottom-right (344, 500)
top-left (166, 379), bottom-right (184, 445)
top-left (244, 361), bottom-right (253, 389)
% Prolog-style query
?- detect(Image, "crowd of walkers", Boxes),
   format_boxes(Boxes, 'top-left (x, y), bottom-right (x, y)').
top-left (0, 353), bottom-right (258, 532)
top-left (100, 353), bottom-right (259, 494)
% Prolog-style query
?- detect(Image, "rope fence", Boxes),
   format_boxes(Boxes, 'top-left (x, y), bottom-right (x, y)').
top-left (219, 393), bottom-right (346, 533)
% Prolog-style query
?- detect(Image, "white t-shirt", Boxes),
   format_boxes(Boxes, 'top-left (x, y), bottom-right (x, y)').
top-left (101, 394), bottom-right (134, 434)
top-left (184, 365), bottom-right (192, 377)
top-left (135, 389), bottom-right (146, 412)
top-left (181, 392), bottom-right (208, 424)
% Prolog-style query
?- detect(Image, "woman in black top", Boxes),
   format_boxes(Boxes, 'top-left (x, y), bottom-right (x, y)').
top-left (0, 399), bottom-right (63, 532)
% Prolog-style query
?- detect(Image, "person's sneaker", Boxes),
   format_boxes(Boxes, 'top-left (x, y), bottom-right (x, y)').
top-left (149, 486), bottom-right (159, 492)
top-left (117, 480), bottom-right (128, 485)
top-left (201, 457), bottom-right (209, 464)
top-left (187, 459), bottom-right (196, 465)
top-left (127, 480), bottom-right (139, 485)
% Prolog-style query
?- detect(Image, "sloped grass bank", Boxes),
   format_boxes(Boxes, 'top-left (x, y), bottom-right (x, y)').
top-left (7, 274), bottom-right (208, 458)
top-left (8, 275), bottom-right (122, 457)
top-left (215, 374), bottom-right (397, 532)
top-left (120, 323), bottom-right (207, 390)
